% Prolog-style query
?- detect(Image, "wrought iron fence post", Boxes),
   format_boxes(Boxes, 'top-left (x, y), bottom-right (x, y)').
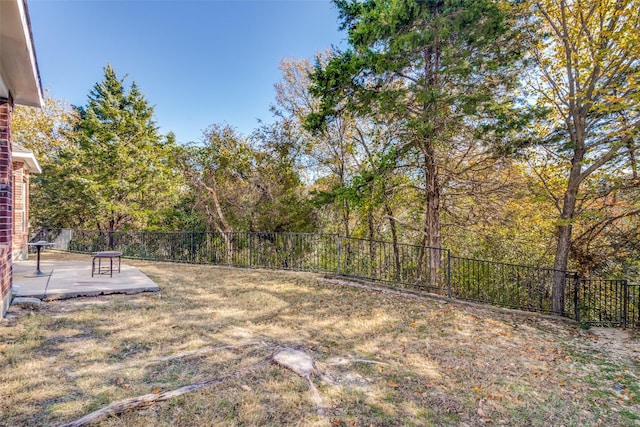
top-left (635, 285), bottom-right (640, 329)
top-left (622, 280), bottom-right (629, 329)
top-left (249, 232), bottom-right (253, 269)
top-left (336, 235), bottom-right (341, 276)
top-left (447, 249), bottom-right (451, 298)
top-left (141, 231), bottom-right (146, 259)
top-left (190, 232), bottom-right (195, 263)
top-left (573, 273), bottom-right (580, 322)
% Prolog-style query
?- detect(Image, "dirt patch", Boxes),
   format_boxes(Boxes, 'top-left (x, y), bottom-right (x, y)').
top-left (1, 251), bottom-right (639, 426)
top-left (579, 327), bottom-right (640, 366)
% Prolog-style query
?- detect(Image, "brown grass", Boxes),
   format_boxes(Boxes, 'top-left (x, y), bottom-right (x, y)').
top-left (1, 251), bottom-right (639, 426)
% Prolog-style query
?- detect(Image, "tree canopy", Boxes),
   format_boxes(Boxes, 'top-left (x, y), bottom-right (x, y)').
top-left (30, 65), bottom-right (182, 232)
top-left (14, 1), bottom-right (640, 285)
top-left (306, 0), bottom-right (528, 252)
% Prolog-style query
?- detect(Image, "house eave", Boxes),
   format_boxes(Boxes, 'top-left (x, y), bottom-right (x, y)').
top-left (0, 0), bottom-right (43, 107)
top-left (12, 151), bottom-right (41, 174)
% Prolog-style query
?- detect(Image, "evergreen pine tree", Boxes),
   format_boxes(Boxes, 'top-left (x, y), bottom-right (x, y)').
top-left (41, 65), bottom-right (180, 232)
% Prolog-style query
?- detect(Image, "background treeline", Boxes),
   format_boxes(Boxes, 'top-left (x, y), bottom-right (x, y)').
top-left (12, 0), bottom-right (639, 290)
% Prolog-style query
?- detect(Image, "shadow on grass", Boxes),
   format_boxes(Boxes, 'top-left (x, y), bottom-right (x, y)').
top-left (1, 254), bottom-right (639, 426)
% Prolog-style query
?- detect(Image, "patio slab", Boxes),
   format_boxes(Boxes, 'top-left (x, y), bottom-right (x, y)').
top-left (12, 259), bottom-right (159, 300)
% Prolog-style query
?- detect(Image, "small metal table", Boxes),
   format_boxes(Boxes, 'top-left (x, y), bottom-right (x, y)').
top-left (92, 251), bottom-right (123, 277)
top-left (26, 241), bottom-right (55, 277)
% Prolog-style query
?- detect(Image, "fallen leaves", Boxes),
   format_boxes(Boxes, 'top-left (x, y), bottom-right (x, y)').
top-left (4, 253), bottom-right (640, 427)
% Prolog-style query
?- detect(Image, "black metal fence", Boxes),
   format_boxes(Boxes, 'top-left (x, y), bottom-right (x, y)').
top-left (576, 279), bottom-right (640, 328)
top-left (34, 229), bottom-right (639, 328)
top-left (449, 256), bottom-right (578, 318)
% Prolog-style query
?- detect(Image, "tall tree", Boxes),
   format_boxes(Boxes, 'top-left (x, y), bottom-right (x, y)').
top-left (306, 0), bottom-right (526, 281)
top-left (527, 0), bottom-right (640, 313)
top-left (37, 65), bottom-right (181, 233)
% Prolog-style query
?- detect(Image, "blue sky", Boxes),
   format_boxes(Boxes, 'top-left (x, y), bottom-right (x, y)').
top-left (28, 0), bottom-right (345, 144)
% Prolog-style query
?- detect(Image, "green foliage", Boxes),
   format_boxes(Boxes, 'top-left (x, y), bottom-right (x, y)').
top-left (13, 2), bottom-right (639, 281)
top-left (307, 0), bottom-right (526, 136)
top-left (306, 0), bottom-right (530, 251)
top-left (181, 122), bottom-right (317, 234)
top-left (32, 65), bottom-right (183, 231)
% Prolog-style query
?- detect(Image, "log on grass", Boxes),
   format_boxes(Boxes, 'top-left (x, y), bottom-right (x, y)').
top-left (58, 359), bottom-right (268, 427)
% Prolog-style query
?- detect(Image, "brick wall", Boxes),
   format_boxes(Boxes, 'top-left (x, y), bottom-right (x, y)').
top-left (1, 97), bottom-right (14, 317)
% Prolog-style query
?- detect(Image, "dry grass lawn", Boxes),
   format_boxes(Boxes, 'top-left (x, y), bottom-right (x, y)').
top-left (1, 252), bottom-right (639, 426)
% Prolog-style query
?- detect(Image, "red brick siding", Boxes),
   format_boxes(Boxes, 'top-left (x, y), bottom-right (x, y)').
top-left (1, 97), bottom-right (14, 316)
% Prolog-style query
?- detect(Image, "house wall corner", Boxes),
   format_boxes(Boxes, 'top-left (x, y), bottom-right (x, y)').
top-left (12, 160), bottom-right (28, 260)
top-left (1, 97), bottom-right (14, 317)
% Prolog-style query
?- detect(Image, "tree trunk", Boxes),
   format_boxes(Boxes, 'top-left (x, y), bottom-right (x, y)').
top-left (417, 234), bottom-right (428, 283)
top-left (222, 232), bottom-right (234, 266)
top-left (422, 140), bottom-right (442, 287)
top-left (552, 151), bottom-right (583, 314)
top-left (108, 217), bottom-right (115, 250)
top-left (202, 175), bottom-right (234, 264)
top-left (342, 199), bottom-right (350, 237)
top-left (552, 226), bottom-right (572, 314)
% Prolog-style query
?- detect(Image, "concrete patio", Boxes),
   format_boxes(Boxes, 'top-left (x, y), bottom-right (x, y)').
top-left (12, 256), bottom-right (159, 300)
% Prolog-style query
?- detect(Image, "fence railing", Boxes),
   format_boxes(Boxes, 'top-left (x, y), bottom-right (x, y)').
top-left (576, 279), bottom-right (640, 328)
top-left (449, 256), bottom-right (579, 318)
top-left (34, 229), bottom-right (639, 328)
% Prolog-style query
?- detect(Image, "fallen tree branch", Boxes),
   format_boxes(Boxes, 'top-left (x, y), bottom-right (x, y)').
top-left (61, 347), bottom-right (335, 426)
top-left (59, 359), bottom-right (269, 427)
